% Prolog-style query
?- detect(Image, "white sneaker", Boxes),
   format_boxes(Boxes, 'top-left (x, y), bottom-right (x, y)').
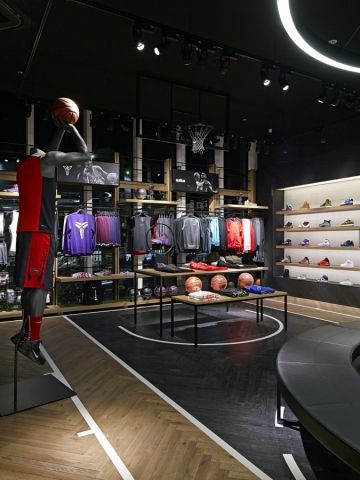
top-left (297, 274), bottom-right (307, 280)
top-left (340, 259), bottom-right (354, 268)
top-left (340, 279), bottom-right (353, 286)
top-left (318, 239), bottom-right (331, 247)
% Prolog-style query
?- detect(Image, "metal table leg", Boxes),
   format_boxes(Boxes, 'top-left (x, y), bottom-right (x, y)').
top-left (171, 299), bottom-right (174, 337)
top-left (159, 276), bottom-right (163, 336)
top-left (284, 295), bottom-right (287, 331)
top-left (256, 298), bottom-right (259, 323)
top-left (260, 298), bottom-right (264, 321)
top-left (194, 305), bottom-right (198, 348)
top-left (134, 271), bottom-right (137, 325)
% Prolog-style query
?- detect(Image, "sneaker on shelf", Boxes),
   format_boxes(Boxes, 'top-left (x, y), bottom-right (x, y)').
top-left (282, 239), bottom-right (292, 246)
top-left (340, 259), bottom-right (354, 268)
top-left (320, 199), bottom-right (332, 207)
top-left (318, 239), bottom-right (331, 247)
top-left (341, 198), bottom-right (353, 206)
top-left (317, 257), bottom-right (330, 266)
top-left (340, 240), bottom-right (355, 247)
top-left (297, 273), bottom-right (307, 280)
top-left (317, 275), bottom-right (329, 282)
top-left (283, 221), bottom-right (293, 228)
top-left (319, 219), bottom-right (331, 228)
top-left (299, 239), bottom-right (310, 246)
top-left (281, 256), bottom-right (292, 263)
top-left (340, 219), bottom-right (355, 226)
top-left (299, 256), bottom-right (310, 264)
top-left (283, 269), bottom-right (290, 278)
top-left (244, 199), bottom-right (257, 207)
top-left (281, 204), bottom-right (292, 211)
top-left (340, 279), bottom-right (353, 286)
top-left (3, 183), bottom-right (19, 193)
top-left (300, 201), bottom-right (310, 209)
top-left (17, 340), bottom-right (46, 365)
top-left (298, 221), bottom-right (310, 228)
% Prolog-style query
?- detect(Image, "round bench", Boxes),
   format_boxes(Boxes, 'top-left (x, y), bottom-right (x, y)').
top-left (277, 321), bottom-right (360, 473)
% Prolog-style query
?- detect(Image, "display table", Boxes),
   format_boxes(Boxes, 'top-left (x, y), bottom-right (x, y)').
top-left (134, 266), bottom-right (268, 335)
top-left (170, 290), bottom-right (287, 347)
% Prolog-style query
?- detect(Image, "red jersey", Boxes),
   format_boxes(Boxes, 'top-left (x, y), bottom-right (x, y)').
top-left (17, 155), bottom-right (56, 233)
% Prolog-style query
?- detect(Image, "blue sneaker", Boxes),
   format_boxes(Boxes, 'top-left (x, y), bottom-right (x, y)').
top-left (341, 198), bottom-right (353, 205)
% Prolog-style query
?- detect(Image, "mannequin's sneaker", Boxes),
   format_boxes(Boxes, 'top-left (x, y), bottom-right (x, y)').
top-left (300, 201), bottom-right (310, 209)
top-left (317, 257), bottom-right (330, 266)
top-left (340, 279), bottom-right (353, 286)
top-left (297, 274), bottom-right (307, 280)
top-left (319, 219), bottom-right (331, 228)
top-left (298, 221), bottom-right (310, 228)
top-left (283, 222), bottom-right (293, 228)
top-left (341, 198), bottom-right (353, 205)
top-left (340, 219), bottom-right (354, 226)
top-left (320, 199), bottom-right (332, 207)
top-left (299, 256), bottom-right (310, 264)
top-left (281, 255), bottom-right (291, 263)
top-left (17, 340), bottom-right (46, 365)
top-left (318, 239), bottom-right (331, 247)
top-left (299, 239), bottom-right (310, 246)
top-left (340, 240), bottom-right (354, 247)
top-left (282, 239), bottom-right (292, 246)
top-left (341, 259), bottom-right (354, 268)
top-left (283, 269), bottom-right (289, 278)
top-left (317, 275), bottom-right (329, 282)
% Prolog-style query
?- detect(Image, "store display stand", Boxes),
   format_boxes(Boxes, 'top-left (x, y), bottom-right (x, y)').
top-left (0, 340), bottom-right (75, 417)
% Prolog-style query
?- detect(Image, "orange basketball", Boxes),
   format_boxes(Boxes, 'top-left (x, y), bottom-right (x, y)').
top-left (210, 274), bottom-right (228, 291)
top-left (237, 272), bottom-right (254, 289)
top-left (185, 276), bottom-right (202, 293)
top-left (51, 97), bottom-right (80, 124)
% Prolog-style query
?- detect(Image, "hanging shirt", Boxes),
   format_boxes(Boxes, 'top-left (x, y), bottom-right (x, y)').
top-left (9, 210), bottom-right (19, 254)
top-left (209, 217), bottom-right (220, 246)
top-left (226, 218), bottom-right (243, 252)
top-left (242, 218), bottom-right (255, 252)
top-left (127, 214), bottom-right (152, 253)
top-left (62, 212), bottom-right (96, 256)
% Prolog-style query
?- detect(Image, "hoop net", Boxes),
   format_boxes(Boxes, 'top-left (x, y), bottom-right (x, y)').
top-left (185, 123), bottom-right (214, 154)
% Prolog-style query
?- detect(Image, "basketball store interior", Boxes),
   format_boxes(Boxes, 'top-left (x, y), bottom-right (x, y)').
top-left (2, 2), bottom-right (360, 480)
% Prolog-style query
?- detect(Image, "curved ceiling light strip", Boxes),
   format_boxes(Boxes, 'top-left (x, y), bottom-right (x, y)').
top-left (277, 0), bottom-right (360, 74)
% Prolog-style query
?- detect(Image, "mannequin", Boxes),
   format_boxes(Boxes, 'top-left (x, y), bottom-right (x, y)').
top-left (11, 117), bottom-right (91, 365)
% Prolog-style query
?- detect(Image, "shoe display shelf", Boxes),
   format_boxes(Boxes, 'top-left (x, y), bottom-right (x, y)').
top-left (274, 175), bottom-right (360, 290)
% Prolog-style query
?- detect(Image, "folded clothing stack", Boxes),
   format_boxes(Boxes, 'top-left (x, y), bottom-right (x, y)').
top-left (218, 288), bottom-right (249, 297)
top-left (188, 290), bottom-right (220, 301)
top-left (71, 272), bottom-right (92, 278)
top-left (189, 261), bottom-right (228, 271)
top-left (245, 285), bottom-right (275, 294)
top-left (155, 263), bottom-right (194, 273)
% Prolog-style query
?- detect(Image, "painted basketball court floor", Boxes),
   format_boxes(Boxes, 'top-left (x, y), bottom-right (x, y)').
top-left (0, 302), bottom-right (358, 480)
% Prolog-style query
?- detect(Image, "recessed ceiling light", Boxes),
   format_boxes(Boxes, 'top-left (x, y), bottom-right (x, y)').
top-left (328, 39), bottom-right (337, 45)
top-left (277, 0), bottom-right (360, 73)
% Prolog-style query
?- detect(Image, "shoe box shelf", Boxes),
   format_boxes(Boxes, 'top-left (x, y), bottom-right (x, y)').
top-left (274, 175), bottom-right (360, 288)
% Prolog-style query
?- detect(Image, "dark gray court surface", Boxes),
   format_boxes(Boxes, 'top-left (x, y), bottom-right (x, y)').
top-left (69, 303), bottom-right (359, 480)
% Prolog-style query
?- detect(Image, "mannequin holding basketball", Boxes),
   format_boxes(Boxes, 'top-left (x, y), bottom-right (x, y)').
top-left (11, 98), bottom-right (91, 365)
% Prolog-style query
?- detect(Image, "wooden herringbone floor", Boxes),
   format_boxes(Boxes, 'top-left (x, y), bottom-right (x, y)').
top-left (0, 318), bottom-right (260, 480)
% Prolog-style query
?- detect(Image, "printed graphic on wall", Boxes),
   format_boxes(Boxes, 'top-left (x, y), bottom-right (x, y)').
top-left (172, 169), bottom-right (218, 193)
top-left (57, 162), bottom-right (120, 186)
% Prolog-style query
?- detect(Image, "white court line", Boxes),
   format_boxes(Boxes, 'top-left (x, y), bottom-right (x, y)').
top-left (245, 304), bottom-right (339, 324)
top-left (40, 344), bottom-right (134, 480)
top-left (275, 406), bottom-right (285, 428)
top-left (76, 429), bottom-right (94, 437)
top-left (118, 311), bottom-right (284, 346)
top-left (63, 315), bottom-right (273, 480)
top-left (283, 454), bottom-right (307, 480)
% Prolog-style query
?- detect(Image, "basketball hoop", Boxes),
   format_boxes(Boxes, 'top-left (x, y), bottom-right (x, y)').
top-left (185, 123), bottom-right (214, 154)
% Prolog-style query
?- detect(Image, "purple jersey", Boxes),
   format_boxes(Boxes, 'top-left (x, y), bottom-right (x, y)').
top-left (62, 212), bottom-right (96, 256)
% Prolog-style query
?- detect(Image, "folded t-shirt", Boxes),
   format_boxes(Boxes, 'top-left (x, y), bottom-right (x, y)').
top-left (245, 285), bottom-right (275, 294)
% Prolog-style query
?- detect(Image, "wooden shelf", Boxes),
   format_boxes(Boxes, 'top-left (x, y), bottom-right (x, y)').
top-left (276, 226), bottom-right (360, 232)
top-left (276, 262), bottom-right (360, 272)
top-left (274, 276), bottom-right (359, 287)
top-left (56, 273), bottom-right (143, 283)
top-left (0, 192), bottom-right (61, 199)
top-left (218, 203), bottom-right (268, 210)
top-left (276, 245), bottom-right (360, 251)
top-left (276, 204), bottom-right (360, 215)
top-left (59, 297), bottom-right (172, 313)
top-left (138, 266), bottom-right (268, 278)
top-left (118, 199), bottom-right (178, 205)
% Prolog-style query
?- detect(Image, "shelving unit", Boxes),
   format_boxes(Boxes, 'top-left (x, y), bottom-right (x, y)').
top-left (118, 199), bottom-right (178, 205)
top-left (217, 203), bottom-right (269, 211)
top-left (274, 176), bottom-right (360, 290)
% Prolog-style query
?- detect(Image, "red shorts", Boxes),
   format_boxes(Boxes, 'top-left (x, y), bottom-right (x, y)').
top-left (14, 232), bottom-right (55, 290)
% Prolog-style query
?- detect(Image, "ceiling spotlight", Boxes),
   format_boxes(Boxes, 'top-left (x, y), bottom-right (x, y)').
top-left (182, 41), bottom-right (193, 66)
top-left (154, 36), bottom-right (170, 56)
top-left (317, 86), bottom-right (329, 104)
top-left (261, 66), bottom-right (271, 86)
top-left (133, 25), bottom-right (145, 51)
top-left (330, 89), bottom-right (343, 107)
top-left (278, 71), bottom-right (289, 91)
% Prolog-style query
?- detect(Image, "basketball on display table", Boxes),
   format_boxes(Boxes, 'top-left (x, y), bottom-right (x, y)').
top-left (185, 276), bottom-right (202, 293)
top-left (153, 286), bottom-right (167, 297)
top-left (167, 285), bottom-right (179, 296)
top-left (210, 274), bottom-right (228, 291)
top-left (51, 97), bottom-right (80, 124)
top-left (237, 272), bottom-right (254, 289)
